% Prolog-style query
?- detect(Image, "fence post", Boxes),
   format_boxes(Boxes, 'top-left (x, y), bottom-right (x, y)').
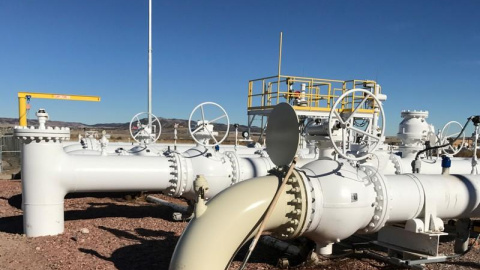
top-left (0, 145), bottom-right (3, 173)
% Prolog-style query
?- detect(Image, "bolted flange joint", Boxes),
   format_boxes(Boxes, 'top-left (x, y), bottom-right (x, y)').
top-left (166, 152), bottom-right (188, 197)
top-left (389, 153), bottom-right (403, 174)
top-left (358, 165), bottom-right (390, 234)
top-left (225, 151), bottom-right (240, 185)
top-left (14, 125), bottom-right (70, 143)
top-left (272, 170), bottom-right (309, 240)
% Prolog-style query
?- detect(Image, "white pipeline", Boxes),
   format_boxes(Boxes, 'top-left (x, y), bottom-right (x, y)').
top-left (170, 159), bottom-right (480, 269)
top-left (16, 126), bottom-right (275, 237)
top-left (21, 140), bottom-right (172, 237)
top-left (369, 151), bottom-right (474, 175)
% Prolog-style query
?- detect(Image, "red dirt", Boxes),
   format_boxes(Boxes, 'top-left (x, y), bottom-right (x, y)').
top-left (1, 179), bottom-right (480, 270)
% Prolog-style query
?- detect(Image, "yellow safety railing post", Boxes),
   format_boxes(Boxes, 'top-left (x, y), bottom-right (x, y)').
top-left (267, 81), bottom-right (271, 105)
top-left (248, 81), bottom-right (253, 108)
top-left (327, 84), bottom-right (331, 109)
top-left (276, 79), bottom-right (280, 105)
top-left (262, 80), bottom-right (266, 107)
top-left (18, 95), bottom-right (27, 127)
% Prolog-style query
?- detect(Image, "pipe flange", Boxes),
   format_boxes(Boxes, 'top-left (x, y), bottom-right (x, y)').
top-left (225, 151), bottom-right (240, 184)
top-left (401, 109), bottom-right (429, 119)
top-left (389, 153), bottom-right (403, 174)
top-left (273, 170), bottom-right (309, 240)
top-left (178, 153), bottom-right (188, 196)
top-left (167, 154), bottom-right (179, 196)
top-left (302, 168), bottom-right (321, 236)
top-left (14, 126), bottom-right (70, 142)
top-left (166, 153), bottom-right (188, 197)
top-left (359, 165), bottom-right (390, 233)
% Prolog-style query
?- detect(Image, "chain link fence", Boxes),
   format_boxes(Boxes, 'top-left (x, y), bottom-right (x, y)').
top-left (1, 128), bottom-right (21, 174)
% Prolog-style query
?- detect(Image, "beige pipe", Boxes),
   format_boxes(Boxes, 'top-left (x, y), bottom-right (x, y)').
top-left (169, 173), bottom-right (307, 270)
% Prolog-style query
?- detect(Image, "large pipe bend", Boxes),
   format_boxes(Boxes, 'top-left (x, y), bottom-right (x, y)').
top-left (169, 173), bottom-right (308, 270)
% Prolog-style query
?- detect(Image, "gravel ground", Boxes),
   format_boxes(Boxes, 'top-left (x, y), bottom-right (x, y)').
top-left (1, 179), bottom-right (480, 270)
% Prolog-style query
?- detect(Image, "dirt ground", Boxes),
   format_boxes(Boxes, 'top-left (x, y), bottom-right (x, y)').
top-left (1, 180), bottom-right (480, 270)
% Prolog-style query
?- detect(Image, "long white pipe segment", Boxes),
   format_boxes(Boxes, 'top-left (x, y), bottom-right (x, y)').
top-left (16, 126), bottom-right (275, 237)
top-left (169, 159), bottom-right (480, 269)
top-left (371, 151), bottom-right (474, 175)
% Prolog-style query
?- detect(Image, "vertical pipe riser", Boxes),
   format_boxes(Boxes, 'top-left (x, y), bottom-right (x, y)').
top-left (22, 141), bottom-right (66, 237)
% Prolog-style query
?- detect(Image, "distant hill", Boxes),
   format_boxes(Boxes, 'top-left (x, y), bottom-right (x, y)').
top-left (1, 117), bottom-right (402, 146)
top-left (0, 117), bottom-right (259, 133)
top-left (0, 117), bottom-right (87, 128)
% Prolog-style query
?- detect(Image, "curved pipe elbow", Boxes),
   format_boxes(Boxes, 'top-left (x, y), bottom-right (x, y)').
top-left (169, 174), bottom-right (307, 270)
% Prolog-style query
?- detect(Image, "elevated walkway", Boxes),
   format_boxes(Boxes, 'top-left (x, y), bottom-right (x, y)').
top-left (246, 74), bottom-right (383, 141)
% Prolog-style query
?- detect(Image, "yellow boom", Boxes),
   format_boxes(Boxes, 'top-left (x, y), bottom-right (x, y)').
top-left (18, 92), bottom-right (101, 126)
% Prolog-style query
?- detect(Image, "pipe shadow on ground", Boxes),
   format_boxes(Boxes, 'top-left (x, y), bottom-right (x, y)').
top-left (443, 261), bottom-right (480, 268)
top-left (0, 194), bottom-right (182, 234)
top-left (81, 226), bottom-right (297, 270)
top-left (5, 192), bottom-right (182, 221)
top-left (7, 194), bottom-right (22, 210)
top-left (0, 215), bottom-right (22, 234)
top-left (231, 238), bottom-right (311, 267)
top-left (0, 194), bottom-right (23, 234)
top-left (6, 192), bottom-right (169, 210)
top-left (79, 226), bottom-right (178, 270)
top-left (231, 238), bottom-right (397, 269)
top-left (65, 202), bottom-right (178, 221)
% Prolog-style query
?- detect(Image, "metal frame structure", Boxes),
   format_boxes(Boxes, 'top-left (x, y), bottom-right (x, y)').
top-left (18, 92), bottom-right (100, 126)
top-left (246, 74), bottom-right (381, 142)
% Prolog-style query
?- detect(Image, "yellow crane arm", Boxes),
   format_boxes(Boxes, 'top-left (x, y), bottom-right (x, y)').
top-left (18, 92), bottom-right (101, 126)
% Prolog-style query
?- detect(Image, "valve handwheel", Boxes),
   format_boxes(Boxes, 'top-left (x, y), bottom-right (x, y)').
top-left (188, 102), bottom-right (230, 146)
top-left (439, 121), bottom-right (465, 156)
top-left (328, 89), bottom-right (386, 161)
top-left (129, 112), bottom-right (162, 143)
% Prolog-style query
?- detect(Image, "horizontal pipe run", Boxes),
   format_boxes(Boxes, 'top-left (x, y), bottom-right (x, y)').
top-left (146, 195), bottom-right (189, 213)
top-left (61, 155), bottom-right (172, 193)
top-left (387, 174), bottom-right (480, 221)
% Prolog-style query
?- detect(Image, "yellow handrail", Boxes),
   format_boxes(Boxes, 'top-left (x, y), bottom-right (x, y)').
top-left (247, 75), bottom-right (378, 115)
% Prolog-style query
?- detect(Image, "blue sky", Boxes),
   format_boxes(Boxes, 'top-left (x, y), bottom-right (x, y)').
top-left (0, 0), bottom-right (479, 135)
